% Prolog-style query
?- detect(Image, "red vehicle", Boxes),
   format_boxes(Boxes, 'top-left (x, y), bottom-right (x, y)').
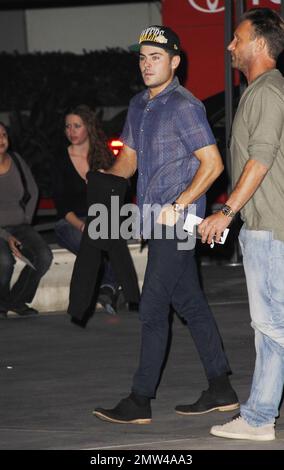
top-left (162, 0), bottom-right (282, 101)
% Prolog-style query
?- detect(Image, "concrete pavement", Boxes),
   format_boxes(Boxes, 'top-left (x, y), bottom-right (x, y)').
top-left (1, 264), bottom-right (283, 451)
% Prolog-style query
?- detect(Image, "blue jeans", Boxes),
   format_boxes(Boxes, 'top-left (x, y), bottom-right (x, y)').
top-left (0, 224), bottom-right (53, 310)
top-left (132, 225), bottom-right (231, 398)
top-left (239, 227), bottom-right (284, 426)
top-left (54, 218), bottom-right (117, 289)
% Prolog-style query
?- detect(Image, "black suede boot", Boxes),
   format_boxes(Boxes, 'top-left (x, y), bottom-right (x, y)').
top-left (93, 392), bottom-right (152, 424)
top-left (175, 374), bottom-right (239, 415)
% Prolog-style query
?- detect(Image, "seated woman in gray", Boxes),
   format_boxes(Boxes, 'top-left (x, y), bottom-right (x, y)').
top-left (0, 122), bottom-right (53, 318)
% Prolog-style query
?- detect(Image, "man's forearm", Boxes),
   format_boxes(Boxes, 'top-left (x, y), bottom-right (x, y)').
top-left (225, 159), bottom-right (269, 213)
top-left (198, 158), bottom-right (270, 245)
top-left (175, 159), bottom-right (223, 207)
top-left (106, 151), bottom-right (137, 179)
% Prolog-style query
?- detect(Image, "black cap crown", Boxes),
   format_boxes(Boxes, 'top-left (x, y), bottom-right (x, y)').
top-left (130, 25), bottom-right (180, 54)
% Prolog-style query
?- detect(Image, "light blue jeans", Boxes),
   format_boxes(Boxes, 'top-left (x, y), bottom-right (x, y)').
top-left (239, 227), bottom-right (284, 426)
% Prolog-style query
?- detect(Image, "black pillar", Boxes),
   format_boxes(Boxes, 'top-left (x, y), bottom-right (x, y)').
top-left (224, 0), bottom-right (233, 189)
top-left (224, 0), bottom-right (246, 266)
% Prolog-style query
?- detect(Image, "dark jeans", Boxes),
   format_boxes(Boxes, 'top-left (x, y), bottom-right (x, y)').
top-left (0, 224), bottom-right (53, 310)
top-left (54, 218), bottom-right (117, 289)
top-left (132, 225), bottom-right (231, 398)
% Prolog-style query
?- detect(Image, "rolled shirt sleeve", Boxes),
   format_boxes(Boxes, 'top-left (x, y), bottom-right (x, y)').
top-left (246, 86), bottom-right (283, 168)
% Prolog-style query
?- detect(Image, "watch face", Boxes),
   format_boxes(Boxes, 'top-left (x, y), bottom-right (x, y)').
top-left (222, 205), bottom-right (234, 217)
top-left (173, 203), bottom-right (183, 213)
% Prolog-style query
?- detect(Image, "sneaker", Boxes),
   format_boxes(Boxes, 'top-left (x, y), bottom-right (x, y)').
top-left (175, 388), bottom-right (239, 415)
top-left (97, 286), bottom-right (117, 316)
top-left (10, 304), bottom-right (39, 317)
top-left (93, 394), bottom-right (152, 424)
top-left (210, 415), bottom-right (275, 441)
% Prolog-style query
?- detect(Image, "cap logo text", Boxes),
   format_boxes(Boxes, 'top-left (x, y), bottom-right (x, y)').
top-left (139, 27), bottom-right (168, 44)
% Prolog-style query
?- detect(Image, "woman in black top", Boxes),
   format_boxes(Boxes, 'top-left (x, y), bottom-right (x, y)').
top-left (53, 105), bottom-right (119, 314)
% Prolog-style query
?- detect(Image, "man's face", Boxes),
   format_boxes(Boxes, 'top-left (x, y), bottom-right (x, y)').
top-left (139, 45), bottom-right (178, 92)
top-left (228, 20), bottom-right (258, 73)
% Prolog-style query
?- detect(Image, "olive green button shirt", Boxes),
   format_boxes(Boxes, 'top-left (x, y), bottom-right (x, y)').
top-left (230, 69), bottom-right (284, 241)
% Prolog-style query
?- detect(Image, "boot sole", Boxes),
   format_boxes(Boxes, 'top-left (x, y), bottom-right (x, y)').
top-left (210, 429), bottom-right (275, 441)
top-left (93, 410), bottom-right (152, 424)
top-left (176, 402), bottom-right (239, 416)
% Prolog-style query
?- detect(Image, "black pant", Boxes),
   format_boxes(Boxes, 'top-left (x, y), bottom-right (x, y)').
top-left (67, 235), bottom-right (140, 321)
top-left (132, 228), bottom-right (231, 398)
top-left (67, 171), bottom-right (140, 322)
top-left (0, 224), bottom-right (53, 310)
top-left (54, 217), bottom-right (119, 289)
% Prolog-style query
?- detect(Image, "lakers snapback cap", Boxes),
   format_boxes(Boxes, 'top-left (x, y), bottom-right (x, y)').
top-left (130, 25), bottom-right (180, 54)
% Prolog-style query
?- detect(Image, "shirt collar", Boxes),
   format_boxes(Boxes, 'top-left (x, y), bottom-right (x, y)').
top-left (141, 76), bottom-right (180, 105)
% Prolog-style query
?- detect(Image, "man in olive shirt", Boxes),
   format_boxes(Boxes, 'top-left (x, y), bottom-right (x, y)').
top-left (199, 8), bottom-right (284, 441)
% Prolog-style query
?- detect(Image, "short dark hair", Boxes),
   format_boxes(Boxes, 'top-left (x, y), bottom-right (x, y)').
top-left (166, 49), bottom-right (180, 59)
top-left (242, 8), bottom-right (284, 60)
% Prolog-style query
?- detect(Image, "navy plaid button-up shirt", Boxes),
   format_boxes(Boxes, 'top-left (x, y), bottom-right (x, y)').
top-left (121, 77), bottom-right (216, 221)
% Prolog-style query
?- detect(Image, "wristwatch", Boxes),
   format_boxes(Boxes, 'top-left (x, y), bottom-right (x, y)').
top-left (221, 204), bottom-right (235, 218)
top-left (172, 202), bottom-right (184, 214)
